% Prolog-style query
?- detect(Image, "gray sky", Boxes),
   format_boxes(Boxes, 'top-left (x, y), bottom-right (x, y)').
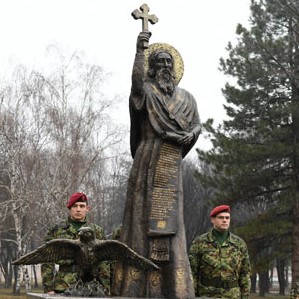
top-left (0, 0), bottom-right (252, 151)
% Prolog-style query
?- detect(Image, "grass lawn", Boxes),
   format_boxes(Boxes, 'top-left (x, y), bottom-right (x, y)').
top-left (0, 287), bottom-right (43, 299)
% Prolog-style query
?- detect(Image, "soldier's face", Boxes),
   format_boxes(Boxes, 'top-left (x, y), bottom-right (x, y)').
top-left (211, 212), bottom-right (230, 232)
top-left (69, 202), bottom-right (90, 221)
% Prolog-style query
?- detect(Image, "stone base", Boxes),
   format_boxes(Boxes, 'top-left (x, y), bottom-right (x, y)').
top-left (27, 294), bottom-right (161, 299)
top-left (27, 294), bottom-right (217, 299)
top-left (27, 294), bottom-right (142, 299)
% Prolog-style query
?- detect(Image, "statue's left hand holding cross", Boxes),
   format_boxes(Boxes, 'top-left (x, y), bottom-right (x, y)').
top-left (131, 3), bottom-right (158, 48)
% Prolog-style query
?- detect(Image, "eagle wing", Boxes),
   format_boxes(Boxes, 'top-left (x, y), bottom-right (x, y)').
top-left (12, 239), bottom-right (81, 265)
top-left (94, 240), bottom-right (159, 271)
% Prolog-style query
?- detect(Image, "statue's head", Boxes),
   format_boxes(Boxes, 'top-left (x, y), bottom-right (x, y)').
top-left (145, 43), bottom-right (184, 90)
top-left (148, 50), bottom-right (176, 95)
top-left (148, 50), bottom-right (173, 72)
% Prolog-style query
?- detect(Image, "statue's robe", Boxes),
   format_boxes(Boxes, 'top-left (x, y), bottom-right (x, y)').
top-left (112, 53), bottom-right (200, 299)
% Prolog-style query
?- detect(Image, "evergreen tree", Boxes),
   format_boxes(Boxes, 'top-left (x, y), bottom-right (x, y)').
top-left (197, 0), bottom-right (298, 288)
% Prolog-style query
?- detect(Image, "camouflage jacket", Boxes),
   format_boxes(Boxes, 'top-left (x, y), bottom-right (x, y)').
top-left (189, 229), bottom-right (251, 299)
top-left (290, 282), bottom-right (299, 299)
top-left (41, 217), bottom-right (110, 293)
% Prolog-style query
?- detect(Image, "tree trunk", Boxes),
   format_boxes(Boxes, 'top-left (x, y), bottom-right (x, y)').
top-left (13, 266), bottom-right (20, 295)
top-left (259, 271), bottom-right (269, 297)
top-left (291, 0), bottom-right (299, 291)
top-left (277, 258), bottom-right (286, 295)
top-left (32, 265), bottom-right (38, 288)
top-left (292, 194), bottom-right (299, 290)
top-left (251, 273), bottom-right (257, 294)
top-left (23, 267), bottom-right (31, 293)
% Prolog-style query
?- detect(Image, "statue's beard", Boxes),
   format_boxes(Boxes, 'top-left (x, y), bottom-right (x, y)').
top-left (155, 69), bottom-right (176, 96)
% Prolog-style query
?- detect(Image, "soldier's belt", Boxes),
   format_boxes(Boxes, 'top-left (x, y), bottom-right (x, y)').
top-left (201, 277), bottom-right (239, 289)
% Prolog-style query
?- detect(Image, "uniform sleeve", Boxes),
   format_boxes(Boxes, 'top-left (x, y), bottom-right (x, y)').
top-left (97, 261), bottom-right (111, 294)
top-left (111, 226), bottom-right (122, 240)
top-left (239, 241), bottom-right (251, 299)
top-left (92, 223), bottom-right (111, 293)
top-left (92, 224), bottom-right (106, 240)
top-left (41, 228), bottom-right (56, 293)
top-left (189, 239), bottom-right (200, 297)
top-left (41, 263), bottom-right (56, 293)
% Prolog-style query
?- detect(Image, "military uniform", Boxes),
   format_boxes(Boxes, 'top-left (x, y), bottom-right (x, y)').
top-left (41, 217), bottom-right (110, 294)
top-left (189, 229), bottom-right (251, 299)
top-left (290, 282), bottom-right (299, 299)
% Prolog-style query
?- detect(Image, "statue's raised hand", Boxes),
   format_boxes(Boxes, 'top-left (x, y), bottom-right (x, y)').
top-left (137, 31), bottom-right (151, 53)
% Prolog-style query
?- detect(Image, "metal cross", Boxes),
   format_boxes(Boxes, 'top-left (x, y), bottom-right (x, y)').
top-left (132, 4), bottom-right (159, 48)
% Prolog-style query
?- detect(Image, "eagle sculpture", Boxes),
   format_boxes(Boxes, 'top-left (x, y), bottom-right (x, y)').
top-left (12, 226), bottom-right (159, 284)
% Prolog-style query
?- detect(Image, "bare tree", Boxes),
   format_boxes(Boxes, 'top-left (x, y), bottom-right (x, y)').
top-left (0, 45), bottom-right (128, 292)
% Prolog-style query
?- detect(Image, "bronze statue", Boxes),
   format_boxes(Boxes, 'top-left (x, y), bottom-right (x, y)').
top-left (111, 4), bottom-right (201, 298)
top-left (12, 226), bottom-right (159, 297)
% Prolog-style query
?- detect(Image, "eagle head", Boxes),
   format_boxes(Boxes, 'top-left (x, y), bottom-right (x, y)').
top-left (78, 226), bottom-right (95, 243)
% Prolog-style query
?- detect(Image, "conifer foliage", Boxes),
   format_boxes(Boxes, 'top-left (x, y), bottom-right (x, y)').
top-left (197, 0), bottom-right (299, 290)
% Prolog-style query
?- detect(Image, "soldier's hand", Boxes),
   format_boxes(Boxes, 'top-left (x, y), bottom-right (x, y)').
top-left (137, 31), bottom-right (151, 53)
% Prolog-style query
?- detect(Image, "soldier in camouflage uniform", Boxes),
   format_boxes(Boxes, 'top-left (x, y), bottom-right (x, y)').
top-left (290, 282), bottom-right (299, 299)
top-left (189, 205), bottom-right (251, 299)
top-left (41, 192), bottom-right (110, 295)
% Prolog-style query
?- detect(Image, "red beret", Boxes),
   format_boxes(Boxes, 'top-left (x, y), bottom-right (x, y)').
top-left (210, 205), bottom-right (230, 217)
top-left (66, 192), bottom-right (88, 209)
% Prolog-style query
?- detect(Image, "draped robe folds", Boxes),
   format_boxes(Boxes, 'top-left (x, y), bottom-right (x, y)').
top-left (112, 54), bottom-right (200, 299)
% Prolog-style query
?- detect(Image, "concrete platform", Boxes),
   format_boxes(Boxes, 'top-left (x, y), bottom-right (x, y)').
top-left (27, 293), bottom-right (211, 299)
top-left (27, 294), bottom-right (164, 299)
top-left (27, 293), bottom-right (151, 299)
